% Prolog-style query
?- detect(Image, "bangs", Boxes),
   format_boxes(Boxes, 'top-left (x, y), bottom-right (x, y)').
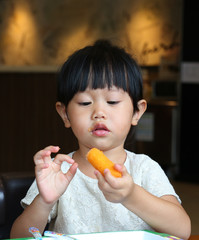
top-left (77, 57), bottom-right (129, 92)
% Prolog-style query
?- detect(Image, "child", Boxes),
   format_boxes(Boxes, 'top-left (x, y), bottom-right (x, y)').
top-left (10, 40), bottom-right (191, 239)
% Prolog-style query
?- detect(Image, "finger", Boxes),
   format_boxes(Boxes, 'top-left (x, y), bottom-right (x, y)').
top-left (34, 146), bottom-right (60, 164)
top-left (35, 146), bottom-right (60, 158)
top-left (64, 162), bottom-right (78, 183)
top-left (103, 169), bottom-right (119, 188)
top-left (94, 170), bottom-right (104, 181)
top-left (95, 170), bottom-right (110, 191)
top-left (53, 154), bottom-right (75, 166)
top-left (34, 150), bottom-right (51, 165)
top-left (35, 162), bottom-right (49, 175)
top-left (116, 164), bottom-right (128, 177)
top-left (43, 145), bottom-right (60, 152)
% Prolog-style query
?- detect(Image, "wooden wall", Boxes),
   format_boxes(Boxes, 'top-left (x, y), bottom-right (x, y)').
top-left (0, 72), bottom-right (78, 173)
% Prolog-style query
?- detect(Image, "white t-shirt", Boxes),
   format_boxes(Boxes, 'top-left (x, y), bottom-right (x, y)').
top-left (21, 150), bottom-right (180, 234)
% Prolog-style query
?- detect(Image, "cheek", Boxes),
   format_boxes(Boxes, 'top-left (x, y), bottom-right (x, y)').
top-left (115, 106), bottom-right (133, 124)
top-left (70, 123), bottom-right (86, 141)
top-left (113, 114), bottom-right (132, 133)
top-left (69, 115), bottom-right (89, 136)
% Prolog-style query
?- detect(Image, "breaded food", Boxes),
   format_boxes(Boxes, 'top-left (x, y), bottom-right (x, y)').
top-left (87, 148), bottom-right (122, 178)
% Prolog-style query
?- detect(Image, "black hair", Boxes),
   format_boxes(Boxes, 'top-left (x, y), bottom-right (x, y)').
top-left (57, 39), bottom-right (143, 111)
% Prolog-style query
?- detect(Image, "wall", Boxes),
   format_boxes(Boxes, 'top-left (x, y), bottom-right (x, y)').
top-left (0, 72), bottom-right (79, 172)
top-left (0, 0), bottom-right (182, 66)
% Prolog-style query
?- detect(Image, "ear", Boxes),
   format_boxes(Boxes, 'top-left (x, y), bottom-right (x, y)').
top-left (55, 102), bottom-right (71, 128)
top-left (131, 99), bottom-right (147, 126)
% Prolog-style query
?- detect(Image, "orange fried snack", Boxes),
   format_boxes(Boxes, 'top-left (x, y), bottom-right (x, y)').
top-left (87, 148), bottom-right (122, 178)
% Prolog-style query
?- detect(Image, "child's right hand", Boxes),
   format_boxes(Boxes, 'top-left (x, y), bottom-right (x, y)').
top-left (34, 146), bottom-right (78, 205)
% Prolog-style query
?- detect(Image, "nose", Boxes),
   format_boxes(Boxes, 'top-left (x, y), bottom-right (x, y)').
top-left (91, 103), bottom-right (107, 120)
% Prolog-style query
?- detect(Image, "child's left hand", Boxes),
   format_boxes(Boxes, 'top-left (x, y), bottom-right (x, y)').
top-left (94, 164), bottom-right (134, 204)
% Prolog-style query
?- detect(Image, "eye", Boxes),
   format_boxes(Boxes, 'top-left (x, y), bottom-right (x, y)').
top-left (78, 102), bottom-right (91, 106)
top-left (107, 101), bottom-right (120, 105)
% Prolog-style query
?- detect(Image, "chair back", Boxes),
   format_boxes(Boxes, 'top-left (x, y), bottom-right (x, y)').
top-left (0, 172), bottom-right (34, 239)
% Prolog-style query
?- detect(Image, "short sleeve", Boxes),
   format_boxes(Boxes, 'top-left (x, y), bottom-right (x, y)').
top-left (21, 179), bottom-right (58, 222)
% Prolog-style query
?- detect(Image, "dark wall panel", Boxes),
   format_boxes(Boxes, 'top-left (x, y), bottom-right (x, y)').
top-left (0, 72), bottom-right (78, 172)
top-left (179, 84), bottom-right (199, 181)
top-left (179, 1), bottom-right (199, 182)
top-left (182, 1), bottom-right (199, 62)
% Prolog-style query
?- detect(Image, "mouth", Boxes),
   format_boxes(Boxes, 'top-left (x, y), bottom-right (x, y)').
top-left (89, 123), bottom-right (110, 137)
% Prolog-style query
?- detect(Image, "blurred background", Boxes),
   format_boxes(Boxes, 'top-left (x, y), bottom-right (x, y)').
top-left (0, 0), bottom-right (198, 234)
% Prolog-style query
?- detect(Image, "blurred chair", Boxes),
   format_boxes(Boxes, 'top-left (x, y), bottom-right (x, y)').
top-left (0, 172), bottom-right (34, 239)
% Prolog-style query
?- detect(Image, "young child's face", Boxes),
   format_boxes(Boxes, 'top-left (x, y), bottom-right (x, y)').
top-left (60, 86), bottom-right (143, 151)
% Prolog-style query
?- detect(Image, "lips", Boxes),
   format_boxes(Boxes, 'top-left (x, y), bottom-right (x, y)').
top-left (89, 123), bottom-right (110, 137)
